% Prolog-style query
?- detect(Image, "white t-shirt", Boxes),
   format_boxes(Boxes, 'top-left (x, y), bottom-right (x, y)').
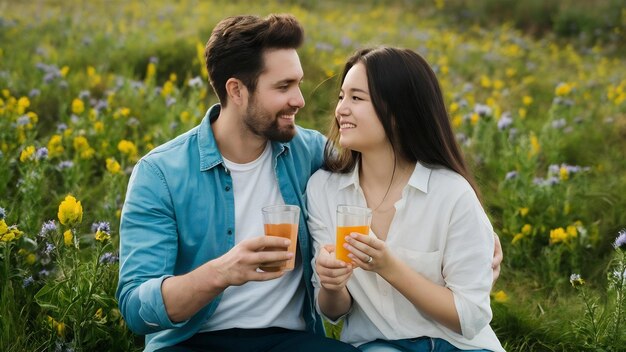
top-left (200, 142), bottom-right (305, 332)
top-left (306, 162), bottom-right (504, 352)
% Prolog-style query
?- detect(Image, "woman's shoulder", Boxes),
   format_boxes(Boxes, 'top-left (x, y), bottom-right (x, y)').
top-left (429, 167), bottom-right (474, 193)
top-left (308, 168), bottom-right (340, 190)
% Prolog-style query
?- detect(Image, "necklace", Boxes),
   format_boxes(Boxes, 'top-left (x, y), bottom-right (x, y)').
top-left (361, 163), bottom-right (412, 212)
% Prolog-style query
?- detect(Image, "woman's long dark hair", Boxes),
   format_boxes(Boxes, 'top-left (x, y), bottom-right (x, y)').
top-left (324, 47), bottom-right (482, 201)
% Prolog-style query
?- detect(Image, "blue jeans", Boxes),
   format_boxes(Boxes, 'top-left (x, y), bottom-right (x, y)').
top-left (359, 337), bottom-right (491, 352)
top-left (156, 327), bottom-right (359, 352)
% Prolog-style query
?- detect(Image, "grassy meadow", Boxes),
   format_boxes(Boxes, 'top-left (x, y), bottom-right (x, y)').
top-left (1, 0), bottom-right (625, 351)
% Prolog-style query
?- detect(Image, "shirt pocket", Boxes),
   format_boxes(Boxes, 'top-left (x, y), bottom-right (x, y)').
top-left (394, 247), bottom-right (444, 285)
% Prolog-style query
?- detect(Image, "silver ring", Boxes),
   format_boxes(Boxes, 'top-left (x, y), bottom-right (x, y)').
top-left (366, 256), bottom-right (373, 264)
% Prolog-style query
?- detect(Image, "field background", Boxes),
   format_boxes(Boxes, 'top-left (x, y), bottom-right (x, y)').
top-left (1, 0), bottom-right (625, 351)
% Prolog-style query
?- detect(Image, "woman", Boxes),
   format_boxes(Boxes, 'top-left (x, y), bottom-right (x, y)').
top-left (306, 47), bottom-right (504, 351)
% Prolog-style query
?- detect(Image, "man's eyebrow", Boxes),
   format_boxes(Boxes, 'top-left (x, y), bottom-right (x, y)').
top-left (274, 78), bottom-right (303, 85)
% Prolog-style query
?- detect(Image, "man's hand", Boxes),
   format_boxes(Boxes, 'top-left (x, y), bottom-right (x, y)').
top-left (316, 244), bottom-right (353, 291)
top-left (492, 234), bottom-right (503, 286)
top-left (213, 236), bottom-right (293, 288)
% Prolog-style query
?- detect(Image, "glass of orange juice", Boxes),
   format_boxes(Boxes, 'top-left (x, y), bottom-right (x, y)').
top-left (259, 204), bottom-right (300, 272)
top-left (336, 205), bottom-right (372, 263)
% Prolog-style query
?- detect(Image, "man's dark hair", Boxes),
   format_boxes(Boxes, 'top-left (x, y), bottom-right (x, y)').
top-left (205, 14), bottom-right (304, 106)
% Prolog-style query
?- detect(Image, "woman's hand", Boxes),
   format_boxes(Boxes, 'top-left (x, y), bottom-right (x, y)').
top-left (344, 233), bottom-right (396, 274)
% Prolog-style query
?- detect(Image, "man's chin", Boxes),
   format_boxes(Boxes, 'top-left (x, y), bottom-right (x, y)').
top-left (267, 126), bottom-right (297, 143)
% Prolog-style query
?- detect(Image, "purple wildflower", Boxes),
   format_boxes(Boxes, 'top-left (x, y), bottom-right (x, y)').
top-left (44, 243), bottom-right (55, 255)
top-left (497, 113), bottom-right (513, 130)
top-left (91, 221), bottom-right (111, 234)
top-left (39, 220), bottom-right (57, 237)
top-left (16, 115), bottom-right (31, 126)
top-left (505, 171), bottom-right (518, 180)
top-left (58, 160), bottom-right (74, 169)
top-left (23, 276), bottom-right (35, 288)
top-left (614, 229), bottom-right (626, 250)
top-left (188, 76), bottom-right (203, 88)
top-left (99, 252), bottom-right (119, 264)
top-left (474, 103), bottom-right (492, 117)
top-left (35, 147), bottom-right (48, 160)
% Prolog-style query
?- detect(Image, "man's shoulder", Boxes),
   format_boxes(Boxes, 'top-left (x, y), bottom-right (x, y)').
top-left (141, 126), bottom-right (200, 167)
top-left (293, 125), bottom-right (326, 145)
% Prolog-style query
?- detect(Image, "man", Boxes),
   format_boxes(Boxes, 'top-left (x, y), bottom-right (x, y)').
top-left (116, 14), bottom-right (503, 352)
top-left (116, 14), bottom-right (359, 351)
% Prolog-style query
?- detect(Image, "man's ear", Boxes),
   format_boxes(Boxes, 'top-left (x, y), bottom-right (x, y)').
top-left (225, 78), bottom-right (247, 106)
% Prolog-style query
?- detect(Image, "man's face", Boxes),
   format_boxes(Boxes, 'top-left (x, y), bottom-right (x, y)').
top-left (243, 49), bottom-right (305, 142)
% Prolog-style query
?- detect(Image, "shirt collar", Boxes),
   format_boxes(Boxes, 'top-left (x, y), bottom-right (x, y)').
top-left (198, 104), bottom-right (290, 171)
top-left (337, 160), bottom-right (432, 194)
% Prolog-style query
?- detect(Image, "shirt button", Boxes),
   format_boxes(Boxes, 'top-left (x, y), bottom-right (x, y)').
top-left (227, 229), bottom-right (233, 235)
top-left (225, 186), bottom-right (231, 191)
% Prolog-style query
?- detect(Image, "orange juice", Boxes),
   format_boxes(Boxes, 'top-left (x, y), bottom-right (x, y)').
top-left (260, 222), bottom-right (298, 272)
top-left (336, 225), bottom-right (369, 263)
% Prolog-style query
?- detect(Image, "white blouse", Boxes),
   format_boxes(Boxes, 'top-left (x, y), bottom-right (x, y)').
top-left (306, 162), bottom-right (504, 352)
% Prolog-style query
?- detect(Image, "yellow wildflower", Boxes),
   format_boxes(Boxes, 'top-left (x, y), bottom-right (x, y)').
top-left (47, 135), bottom-right (64, 158)
top-left (521, 224), bottom-right (532, 235)
top-left (106, 158), bottom-right (122, 174)
top-left (519, 207), bottom-right (529, 217)
top-left (452, 115), bottom-right (462, 128)
top-left (566, 225), bottom-right (578, 238)
top-left (26, 253), bottom-right (36, 265)
top-left (180, 111), bottom-right (190, 123)
top-left (493, 290), bottom-right (509, 303)
top-left (94, 121), bottom-right (104, 133)
top-left (480, 75), bottom-right (492, 89)
top-left (549, 227), bottom-right (568, 244)
top-left (17, 96), bottom-right (30, 114)
top-left (555, 82), bottom-right (573, 96)
top-left (470, 113), bottom-right (479, 125)
top-left (558, 166), bottom-right (569, 181)
top-left (449, 102), bottom-right (459, 114)
top-left (0, 219), bottom-right (8, 235)
top-left (161, 81), bottom-right (174, 97)
top-left (60, 66), bottom-right (70, 77)
top-left (72, 98), bottom-right (85, 115)
top-left (523, 96), bottom-right (533, 106)
top-left (58, 195), bottom-right (83, 226)
top-left (95, 230), bottom-right (111, 242)
top-left (63, 230), bottom-right (73, 246)
top-left (56, 322), bottom-right (66, 338)
top-left (529, 134), bottom-right (540, 157)
top-left (19, 145), bottom-right (36, 162)
top-left (512, 233), bottom-right (524, 245)
top-left (120, 107), bottom-right (130, 117)
top-left (169, 73), bottom-right (177, 82)
top-left (146, 62), bottom-right (156, 81)
top-left (505, 68), bottom-right (517, 77)
top-left (493, 79), bottom-right (504, 91)
top-left (95, 308), bottom-right (104, 320)
top-left (518, 108), bottom-right (527, 119)
top-left (118, 140), bottom-right (138, 160)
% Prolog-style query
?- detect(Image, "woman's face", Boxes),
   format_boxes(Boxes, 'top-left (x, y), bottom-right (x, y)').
top-left (335, 63), bottom-right (388, 153)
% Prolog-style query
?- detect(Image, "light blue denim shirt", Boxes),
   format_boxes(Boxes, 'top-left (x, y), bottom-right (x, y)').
top-left (116, 104), bottom-right (326, 351)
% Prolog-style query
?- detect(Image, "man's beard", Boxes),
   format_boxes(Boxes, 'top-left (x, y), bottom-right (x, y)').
top-left (243, 96), bottom-right (297, 143)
